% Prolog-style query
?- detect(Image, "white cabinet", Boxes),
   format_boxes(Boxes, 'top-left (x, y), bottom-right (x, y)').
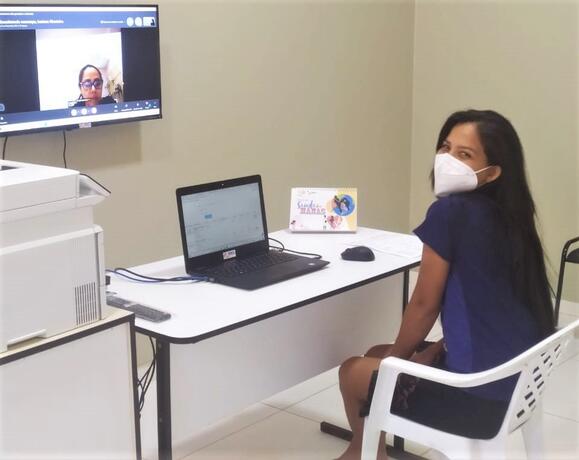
top-left (0, 310), bottom-right (140, 460)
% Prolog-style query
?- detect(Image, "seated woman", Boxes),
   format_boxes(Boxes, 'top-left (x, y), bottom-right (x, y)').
top-left (336, 109), bottom-right (555, 460)
top-left (73, 64), bottom-right (116, 107)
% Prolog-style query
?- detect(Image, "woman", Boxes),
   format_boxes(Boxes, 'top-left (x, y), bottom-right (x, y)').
top-left (74, 64), bottom-right (116, 107)
top-left (336, 110), bottom-right (554, 460)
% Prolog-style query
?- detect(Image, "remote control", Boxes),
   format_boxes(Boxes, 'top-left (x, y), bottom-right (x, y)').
top-left (106, 294), bottom-right (171, 323)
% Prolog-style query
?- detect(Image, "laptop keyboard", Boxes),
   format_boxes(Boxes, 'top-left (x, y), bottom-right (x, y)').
top-left (204, 251), bottom-right (299, 278)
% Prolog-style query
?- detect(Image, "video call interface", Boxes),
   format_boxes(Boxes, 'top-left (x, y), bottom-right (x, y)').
top-left (181, 183), bottom-right (266, 259)
top-left (0, 6), bottom-right (161, 134)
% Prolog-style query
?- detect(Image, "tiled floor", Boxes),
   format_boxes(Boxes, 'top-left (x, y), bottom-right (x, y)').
top-left (143, 300), bottom-right (579, 460)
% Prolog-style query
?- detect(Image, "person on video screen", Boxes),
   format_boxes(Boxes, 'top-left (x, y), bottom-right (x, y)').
top-left (73, 64), bottom-right (116, 107)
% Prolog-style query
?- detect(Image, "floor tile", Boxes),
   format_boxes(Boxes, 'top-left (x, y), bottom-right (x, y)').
top-left (180, 410), bottom-right (347, 460)
top-left (284, 384), bottom-right (430, 457)
top-left (181, 409), bottom-right (426, 460)
top-left (420, 412), bottom-right (578, 460)
top-left (172, 403), bottom-right (280, 460)
top-left (139, 374), bottom-right (277, 460)
top-left (284, 383), bottom-right (347, 427)
top-left (539, 412), bottom-right (579, 459)
top-left (503, 412), bottom-right (579, 459)
top-left (542, 357), bottom-right (579, 422)
top-left (262, 367), bottom-right (338, 410)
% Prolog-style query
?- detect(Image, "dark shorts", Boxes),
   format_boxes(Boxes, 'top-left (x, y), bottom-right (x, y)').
top-left (360, 365), bottom-right (509, 440)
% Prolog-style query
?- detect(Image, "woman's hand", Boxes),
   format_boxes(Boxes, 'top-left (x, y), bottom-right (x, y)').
top-left (410, 339), bottom-right (444, 366)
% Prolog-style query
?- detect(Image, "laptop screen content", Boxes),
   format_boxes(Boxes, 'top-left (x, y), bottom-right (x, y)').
top-left (180, 182), bottom-right (266, 258)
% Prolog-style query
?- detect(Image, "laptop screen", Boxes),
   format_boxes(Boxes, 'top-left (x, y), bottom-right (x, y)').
top-left (180, 182), bottom-right (266, 259)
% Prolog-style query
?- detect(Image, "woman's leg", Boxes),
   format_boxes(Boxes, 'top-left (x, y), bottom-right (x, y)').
top-left (335, 342), bottom-right (445, 459)
top-left (335, 355), bottom-right (387, 460)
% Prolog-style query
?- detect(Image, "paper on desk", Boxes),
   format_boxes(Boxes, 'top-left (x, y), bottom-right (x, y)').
top-left (346, 232), bottom-right (423, 258)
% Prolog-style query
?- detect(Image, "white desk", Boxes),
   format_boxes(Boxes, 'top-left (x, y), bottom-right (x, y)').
top-left (109, 228), bottom-right (421, 460)
top-left (0, 310), bottom-right (140, 459)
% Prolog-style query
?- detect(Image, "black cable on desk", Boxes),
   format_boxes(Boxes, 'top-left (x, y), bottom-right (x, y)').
top-left (268, 237), bottom-right (322, 259)
top-left (107, 267), bottom-right (212, 283)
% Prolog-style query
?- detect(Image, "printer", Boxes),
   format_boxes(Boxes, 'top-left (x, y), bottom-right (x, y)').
top-left (0, 160), bottom-right (110, 352)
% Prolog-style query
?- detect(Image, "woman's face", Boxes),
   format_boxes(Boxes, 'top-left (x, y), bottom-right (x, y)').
top-left (438, 122), bottom-right (500, 186)
top-left (79, 67), bottom-right (103, 106)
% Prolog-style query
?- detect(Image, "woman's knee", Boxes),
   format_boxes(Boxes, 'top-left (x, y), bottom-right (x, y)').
top-left (338, 356), bottom-right (380, 397)
top-left (339, 356), bottom-right (359, 380)
top-left (364, 344), bottom-right (393, 358)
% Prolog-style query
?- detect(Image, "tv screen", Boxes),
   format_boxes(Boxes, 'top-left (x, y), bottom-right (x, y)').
top-left (0, 4), bottom-right (162, 136)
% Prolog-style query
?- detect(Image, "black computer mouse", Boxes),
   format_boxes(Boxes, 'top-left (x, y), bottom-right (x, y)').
top-left (341, 246), bottom-right (375, 262)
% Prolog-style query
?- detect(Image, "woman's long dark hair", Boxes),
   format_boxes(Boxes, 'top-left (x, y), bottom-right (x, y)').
top-left (435, 109), bottom-right (554, 337)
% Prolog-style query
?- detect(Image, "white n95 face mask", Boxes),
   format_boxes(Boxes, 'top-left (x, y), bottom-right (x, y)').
top-left (433, 153), bottom-right (492, 197)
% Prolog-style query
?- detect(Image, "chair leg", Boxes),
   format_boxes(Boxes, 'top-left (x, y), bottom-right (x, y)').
top-left (522, 407), bottom-right (544, 460)
top-left (361, 421), bottom-right (381, 460)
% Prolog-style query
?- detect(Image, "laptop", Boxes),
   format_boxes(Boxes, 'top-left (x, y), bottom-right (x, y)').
top-left (176, 175), bottom-right (329, 290)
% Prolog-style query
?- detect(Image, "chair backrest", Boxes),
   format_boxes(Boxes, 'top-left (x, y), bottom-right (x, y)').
top-left (504, 318), bottom-right (579, 434)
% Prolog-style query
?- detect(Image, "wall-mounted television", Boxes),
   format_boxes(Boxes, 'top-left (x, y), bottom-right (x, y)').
top-left (0, 4), bottom-right (162, 136)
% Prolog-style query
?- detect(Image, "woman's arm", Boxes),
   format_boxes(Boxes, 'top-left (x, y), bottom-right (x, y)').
top-left (388, 243), bottom-right (449, 360)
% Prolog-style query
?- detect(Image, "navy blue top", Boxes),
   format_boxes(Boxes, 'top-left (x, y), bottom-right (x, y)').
top-left (414, 192), bottom-right (541, 401)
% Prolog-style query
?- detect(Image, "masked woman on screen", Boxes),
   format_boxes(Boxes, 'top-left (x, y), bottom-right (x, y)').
top-left (73, 65), bottom-right (116, 107)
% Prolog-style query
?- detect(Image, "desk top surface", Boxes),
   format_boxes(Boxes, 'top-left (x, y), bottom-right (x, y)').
top-left (108, 228), bottom-right (421, 343)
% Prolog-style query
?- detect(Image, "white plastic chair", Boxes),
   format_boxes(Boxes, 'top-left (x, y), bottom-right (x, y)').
top-left (361, 318), bottom-right (579, 460)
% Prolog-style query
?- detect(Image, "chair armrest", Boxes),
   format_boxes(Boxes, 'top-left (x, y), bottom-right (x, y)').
top-left (365, 357), bottom-right (522, 422)
top-left (379, 356), bottom-right (521, 388)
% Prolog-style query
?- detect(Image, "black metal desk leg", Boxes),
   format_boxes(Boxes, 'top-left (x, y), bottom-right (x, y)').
top-left (156, 340), bottom-right (172, 460)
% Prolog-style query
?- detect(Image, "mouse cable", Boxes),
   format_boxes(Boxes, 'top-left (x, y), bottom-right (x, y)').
top-left (1, 136), bottom-right (7, 160)
top-left (268, 237), bottom-right (322, 259)
top-left (137, 336), bottom-right (156, 416)
top-left (107, 267), bottom-right (211, 283)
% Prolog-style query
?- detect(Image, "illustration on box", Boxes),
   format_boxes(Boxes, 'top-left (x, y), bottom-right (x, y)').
top-left (289, 188), bottom-right (357, 232)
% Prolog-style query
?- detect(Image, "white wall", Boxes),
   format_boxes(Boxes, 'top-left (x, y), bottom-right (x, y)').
top-left (410, 0), bottom-right (579, 300)
top-left (5, 0), bottom-right (416, 270)
top-left (5, 1), bottom-right (578, 361)
top-left (4, 0), bottom-right (416, 361)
